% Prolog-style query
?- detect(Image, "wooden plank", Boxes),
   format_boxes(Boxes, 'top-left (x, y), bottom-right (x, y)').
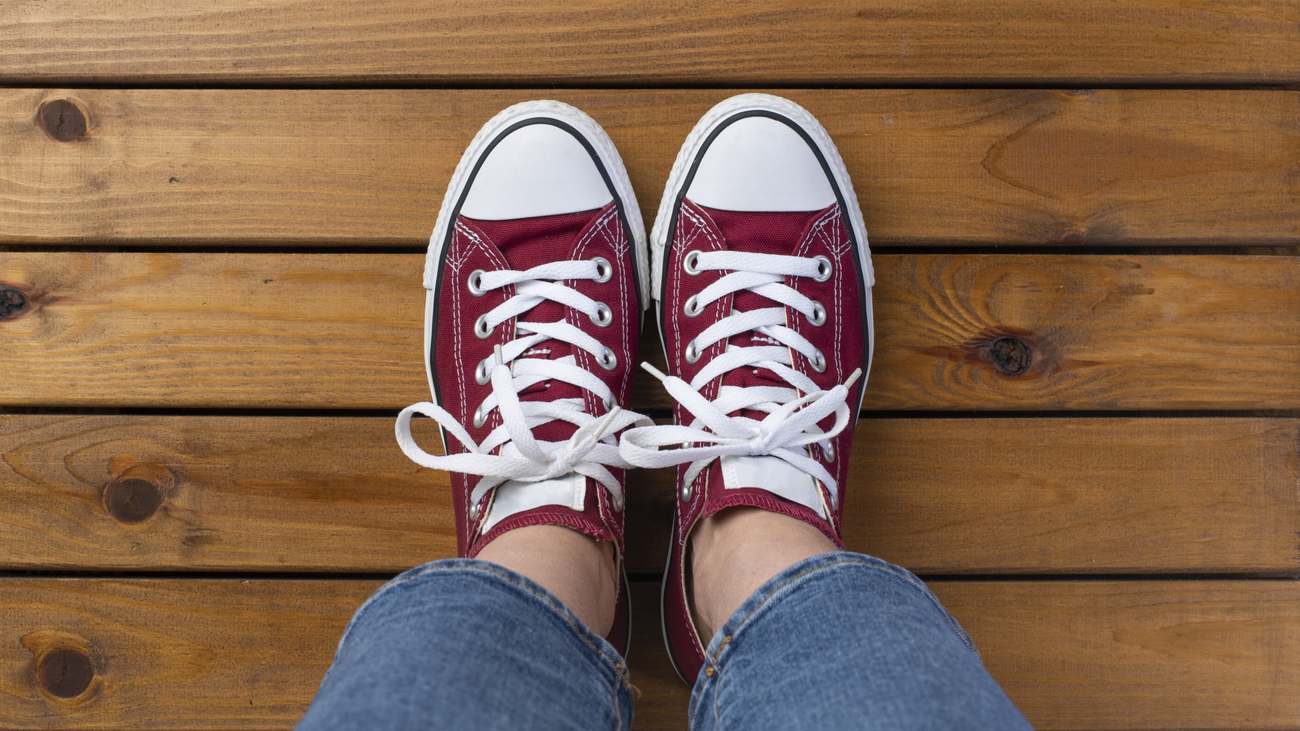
top-left (0, 578), bottom-right (379, 729)
top-left (2, 88), bottom-right (1297, 247)
top-left (1, 1), bottom-right (1297, 86)
top-left (1, 414), bottom-right (1294, 574)
top-left (930, 580), bottom-right (1300, 729)
top-left (2, 253), bottom-right (1296, 410)
top-left (0, 415), bottom-right (455, 572)
top-left (1, 578), bottom-right (1296, 729)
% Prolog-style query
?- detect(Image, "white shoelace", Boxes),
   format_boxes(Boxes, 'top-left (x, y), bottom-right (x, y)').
top-left (396, 258), bottom-right (651, 514)
top-left (620, 250), bottom-right (860, 507)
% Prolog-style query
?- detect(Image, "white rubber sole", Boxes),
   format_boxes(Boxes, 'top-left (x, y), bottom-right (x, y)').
top-left (649, 93), bottom-right (877, 685)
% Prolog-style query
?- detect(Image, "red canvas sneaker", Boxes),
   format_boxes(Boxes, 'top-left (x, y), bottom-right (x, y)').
top-left (395, 101), bottom-right (651, 655)
top-left (620, 94), bottom-right (875, 682)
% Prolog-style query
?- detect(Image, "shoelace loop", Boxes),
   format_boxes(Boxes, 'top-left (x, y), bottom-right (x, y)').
top-left (620, 249), bottom-right (861, 507)
top-left (396, 258), bottom-right (650, 517)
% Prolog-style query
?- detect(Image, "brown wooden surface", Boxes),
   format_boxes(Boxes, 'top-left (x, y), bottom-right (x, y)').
top-left (935, 580), bottom-right (1300, 730)
top-left (2, 253), bottom-right (1296, 410)
top-left (2, 88), bottom-right (1298, 247)
top-left (2, 414), bottom-right (1296, 575)
top-left (2, 578), bottom-right (1296, 729)
top-left (2, 1), bottom-right (1298, 86)
top-left (3, 4), bottom-right (1297, 728)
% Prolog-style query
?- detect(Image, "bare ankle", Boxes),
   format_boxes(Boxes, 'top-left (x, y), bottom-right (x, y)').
top-left (690, 508), bottom-right (837, 639)
top-left (477, 525), bottom-right (618, 636)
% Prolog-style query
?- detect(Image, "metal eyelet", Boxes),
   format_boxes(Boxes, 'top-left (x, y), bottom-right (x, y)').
top-left (683, 295), bottom-right (702, 317)
top-left (474, 314), bottom-right (493, 339)
top-left (592, 257), bottom-right (612, 283)
top-left (823, 442), bottom-right (835, 461)
top-left (467, 269), bottom-right (487, 296)
top-left (809, 301), bottom-right (826, 326)
top-left (474, 359), bottom-right (491, 385)
top-left (468, 501), bottom-right (481, 520)
top-left (598, 348), bottom-right (617, 370)
top-left (684, 340), bottom-right (701, 364)
top-left (680, 484), bottom-right (693, 501)
top-left (810, 351), bottom-right (827, 373)
top-left (683, 250), bottom-right (702, 275)
top-left (813, 256), bottom-right (833, 282)
top-left (591, 302), bottom-right (613, 327)
top-left (472, 404), bottom-right (488, 428)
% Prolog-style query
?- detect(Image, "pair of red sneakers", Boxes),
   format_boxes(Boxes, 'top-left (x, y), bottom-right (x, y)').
top-left (395, 95), bottom-right (874, 683)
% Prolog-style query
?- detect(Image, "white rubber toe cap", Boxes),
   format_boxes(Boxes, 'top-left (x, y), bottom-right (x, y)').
top-left (685, 115), bottom-right (836, 212)
top-left (460, 122), bottom-right (613, 220)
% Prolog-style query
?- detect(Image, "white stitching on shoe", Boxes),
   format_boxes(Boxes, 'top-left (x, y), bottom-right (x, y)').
top-left (452, 221), bottom-right (519, 531)
top-left (620, 207), bottom-right (861, 506)
top-left (671, 217), bottom-right (706, 374)
top-left (571, 206), bottom-right (628, 534)
top-left (790, 207), bottom-right (847, 528)
top-left (400, 219), bottom-right (651, 519)
top-left (679, 203), bottom-right (729, 403)
top-left (457, 221), bottom-right (517, 435)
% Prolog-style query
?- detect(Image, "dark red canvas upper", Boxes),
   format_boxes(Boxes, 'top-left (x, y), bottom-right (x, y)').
top-left (432, 202), bottom-right (639, 557)
top-left (429, 202), bottom-right (639, 653)
top-left (659, 198), bottom-right (869, 679)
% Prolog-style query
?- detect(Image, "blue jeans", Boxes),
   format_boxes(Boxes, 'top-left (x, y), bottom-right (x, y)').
top-left (298, 553), bottom-right (1030, 730)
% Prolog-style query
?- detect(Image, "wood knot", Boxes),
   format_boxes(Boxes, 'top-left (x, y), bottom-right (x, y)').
top-left (989, 336), bottom-right (1032, 376)
top-left (103, 478), bottom-right (164, 523)
top-left (37, 99), bottom-right (88, 142)
top-left (0, 286), bottom-right (28, 320)
top-left (36, 648), bottom-right (95, 699)
top-left (102, 463), bottom-right (175, 524)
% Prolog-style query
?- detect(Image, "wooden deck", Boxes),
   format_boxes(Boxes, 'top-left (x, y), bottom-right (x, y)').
top-left (1, 3), bottom-right (1297, 728)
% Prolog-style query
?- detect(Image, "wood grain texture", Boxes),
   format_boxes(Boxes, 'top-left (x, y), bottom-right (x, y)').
top-left (0, 578), bottom-right (377, 729)
top-left (931, 580), bottom-right (1300, 729)
top-left (2, 88), bottom-right (1297, 247)
top-left (1, 578), bottom-right (1296, 729)
top-left (1, 414), bottom-right (1294, 574)
top-left (2, 253), bottom-right (1296, 410)
top-left (0, 1), bottom-right (1297, 85)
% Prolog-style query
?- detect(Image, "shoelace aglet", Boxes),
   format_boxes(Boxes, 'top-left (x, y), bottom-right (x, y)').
top-left (640, 361), bottom-right (669, 382)
top-left (592, 402), bottom-right (623, 440)
top-left (844, 368), bottom-right (864, 390)
top-left (492, 344), bottom-right (506, 367)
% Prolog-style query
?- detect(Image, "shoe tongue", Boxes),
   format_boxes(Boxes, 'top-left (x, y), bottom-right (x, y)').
top-left (472, 470), bottom-right (618, 555)
top-left (693, 204), bottom-right (827, 394)
top-left (462, 208), bottom-right (605, 433)
top-left (480, 468), bottom-right (586, 533)
top-left (716, 455), bottom-right (829, 519)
